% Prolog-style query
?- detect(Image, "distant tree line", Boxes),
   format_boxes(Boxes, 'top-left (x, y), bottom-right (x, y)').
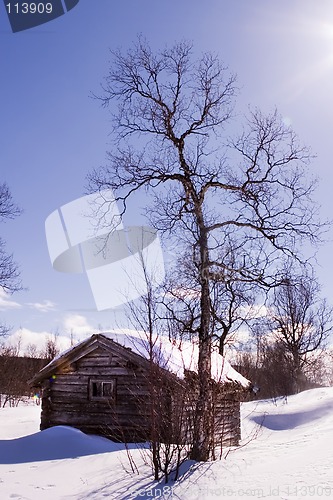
top-left (235, 269), bottom-right (333, 399)
top-left (0, 335), bottom-right (59, 407)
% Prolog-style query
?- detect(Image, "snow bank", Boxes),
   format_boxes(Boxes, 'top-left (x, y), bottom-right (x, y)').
top-left (0, 426), bottom-right (122, 464)
top-left (1, 387), bottom-right (333, 499)
top-left (245, 387), bottom-right (333, 433)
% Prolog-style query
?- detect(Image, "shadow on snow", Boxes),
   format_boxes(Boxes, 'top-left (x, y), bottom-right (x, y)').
top-left (251, 401), bottom-right (333, 431)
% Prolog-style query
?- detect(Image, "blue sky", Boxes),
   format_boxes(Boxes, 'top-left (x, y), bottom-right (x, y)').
top-left (1, 0), bottom-right (333, 351)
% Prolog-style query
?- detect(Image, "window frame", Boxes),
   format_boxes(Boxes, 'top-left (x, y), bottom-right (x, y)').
top-left (88, 377), bottom-right (116, 402)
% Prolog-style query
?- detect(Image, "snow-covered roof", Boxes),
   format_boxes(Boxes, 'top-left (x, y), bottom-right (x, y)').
top-left (101, 331), bottom-right (251, 387)
top-left (31, 331), bottom-right (251, 388)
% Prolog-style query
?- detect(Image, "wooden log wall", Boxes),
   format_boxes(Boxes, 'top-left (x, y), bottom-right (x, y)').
top-left (40, 347), bottom-right (153, 442)
top-left (171, 376), bottom-right (244, 449)
top-left (39, 345), bottom-right (245, 448)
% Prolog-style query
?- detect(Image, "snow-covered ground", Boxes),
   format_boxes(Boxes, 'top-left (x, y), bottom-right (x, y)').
top-left (1, 388), bottom-right (333, 499)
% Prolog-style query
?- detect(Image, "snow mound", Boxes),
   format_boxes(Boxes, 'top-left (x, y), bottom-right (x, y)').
top-left (0, 425), bottom-right (121, 464)
top-left (246, 386), bottom-right (333, 432)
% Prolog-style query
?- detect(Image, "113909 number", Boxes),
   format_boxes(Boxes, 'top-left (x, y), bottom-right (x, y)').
top-left (6, 3), bottom-right (53, 14)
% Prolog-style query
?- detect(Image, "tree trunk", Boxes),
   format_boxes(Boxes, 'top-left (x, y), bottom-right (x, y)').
top-left (190, 227), bottom-right (213, 461)
top-left (190, 333), bottom-right (213, 461)
top-left (292, 351), bottom-right (303, 393)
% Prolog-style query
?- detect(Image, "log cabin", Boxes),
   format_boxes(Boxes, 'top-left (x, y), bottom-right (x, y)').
top-left (29, 333), bottom-right (251, 447)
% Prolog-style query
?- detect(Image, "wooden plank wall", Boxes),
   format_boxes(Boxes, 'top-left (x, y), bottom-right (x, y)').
top-left (40, 347), bottom-right (244, 447)
top-left (170, 387), bottom-right (242, 449)
top-left (40, 348), bottom-right (152, 442)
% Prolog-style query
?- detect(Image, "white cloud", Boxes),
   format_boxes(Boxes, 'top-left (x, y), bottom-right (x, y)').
top-left (27, 300), bottom-right (57, 313)
top-left (63, 314), bottom-right (96, 337)
top-left (239, 304), bottom-right (269, 320)
top-left (4, 328), bottom-right (72, 356)
top-left (0, 289), bottom-right (57, 313)
top-left (2, 316), bottom-right (95, 357)
top-left (0, 288), bottom-right (22, 311)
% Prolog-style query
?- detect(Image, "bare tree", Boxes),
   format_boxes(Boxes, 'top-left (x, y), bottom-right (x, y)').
top-left (0, 183), bottom-right (21, 292)
top-left (0, 182), bottom-right (21, 336)
top-left (88, 38), bottom-right (323, 461)
top-left (41, 330), bottom-right (60, 361)
top-left (265, 270), bottom-right (333, 393)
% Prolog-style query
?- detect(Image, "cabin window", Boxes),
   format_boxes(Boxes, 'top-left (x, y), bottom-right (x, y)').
top-left (89, 378), bottom-right (116, 401)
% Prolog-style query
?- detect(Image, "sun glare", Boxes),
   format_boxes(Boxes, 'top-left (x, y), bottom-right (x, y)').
top-left (320, 22), bottom-right (333, 41)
